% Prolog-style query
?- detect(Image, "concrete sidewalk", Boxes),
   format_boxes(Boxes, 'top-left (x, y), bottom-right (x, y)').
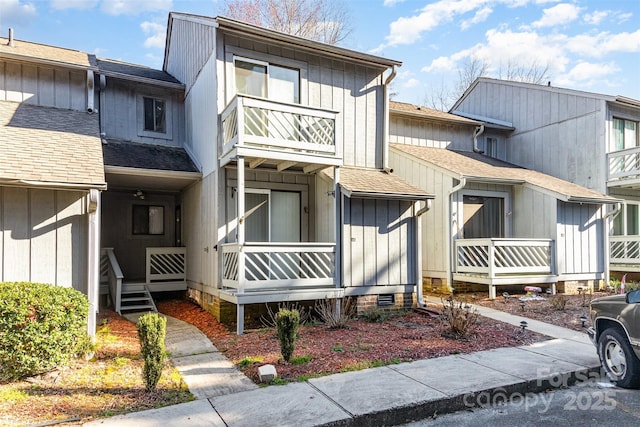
top-left (87, 304), bottom-right (604, 427)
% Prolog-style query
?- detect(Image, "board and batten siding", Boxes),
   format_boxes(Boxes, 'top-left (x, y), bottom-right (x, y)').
top-left (220, 34), bottom-right (386, 169)
top-left (556, 201), bottom-right (603, 276)
top-left (389, 149), bottom-right (452, 279)
top-left (389, 115), bottom-right (475, 151)
top-left (342, 197), bottom-right (415, 287)
top-left (0, 186), bottom-right (88, 292)
top-left (0, 60), bottom-right (86, 110)
top-left (454, 80), bottom-right (608, 193)
top-left (512, 186), bottom-right (557, 239)
top-left (165, 17), bottom-right (217, 93)
top-left (100, 80), bottom-right (185, 147)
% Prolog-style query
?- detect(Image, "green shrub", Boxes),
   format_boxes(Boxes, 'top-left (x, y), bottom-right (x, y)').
top-left (0, 282), bottom-right (90, 382)
top-left (275, 309), bottom-right (300, 363)
top-left (137, 313), bottom-right (167, 391)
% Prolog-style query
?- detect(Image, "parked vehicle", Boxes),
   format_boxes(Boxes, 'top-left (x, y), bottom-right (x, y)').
top-left (588, 290), bottom-right (640, 388)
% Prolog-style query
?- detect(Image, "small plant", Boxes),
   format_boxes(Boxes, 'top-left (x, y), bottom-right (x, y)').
top-left (549, 294), bottom-right (567, 311)
top-left (260, 301), bottom-right (312, 328)
top-left (315, 297), bottom-right (355, 329)
top-left (360, 307), bottom-right (396, 323)
top-left (331, 344), bottom-right (344, 352)
top-left (238, 356), bottom-right (263, 368)
top-left (439, 297), bottom-right (478, 339)
top-left (275, 309), bottom-right (300, 363)
top-left (290, 355), bottom-right (312, 365)
top-left (137, 313), bottom-right (167, 391)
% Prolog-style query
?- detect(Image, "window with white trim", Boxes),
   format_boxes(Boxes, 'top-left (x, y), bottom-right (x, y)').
top-left (611, 118), bottom-right (639, 152)
top-left (485, 137), bottom-right (498, 159)
top-left (137, 94), bottom-right (172, 139)
top-left (234, 57), bottom-right (300, 104)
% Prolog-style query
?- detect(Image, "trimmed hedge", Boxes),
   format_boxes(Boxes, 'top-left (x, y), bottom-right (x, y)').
top-left (275, 309), bottom-right (300, 363)
top-left (0, 282), bottom-right (90, 382)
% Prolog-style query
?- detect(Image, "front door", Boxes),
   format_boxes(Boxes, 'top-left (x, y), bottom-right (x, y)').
top-left (463, 195), bottom-right (504, 238)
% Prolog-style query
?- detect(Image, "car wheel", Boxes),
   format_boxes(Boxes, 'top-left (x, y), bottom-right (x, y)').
top-left (597, 327), bottom-right (640, 389)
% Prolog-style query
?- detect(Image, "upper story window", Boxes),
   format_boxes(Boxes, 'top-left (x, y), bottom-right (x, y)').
top-left (234, 57), bottom-right (300, 104)
top-left (485, 137), bottom-right (498, 159)
top-left (137, 94), bottom-right (172, 140)
top-left (612, 118), bottom-right (638, 151)
top-left (143, 97), bottom-right (166, 133)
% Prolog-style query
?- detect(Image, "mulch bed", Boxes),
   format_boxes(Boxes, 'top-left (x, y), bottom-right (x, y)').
top-left (157, 297), bottom-right (546, 383)
top-left (465, 291), bottom-right (609, 332)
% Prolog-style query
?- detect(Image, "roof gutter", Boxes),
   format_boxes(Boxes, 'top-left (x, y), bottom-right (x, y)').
top-left (0, 178), bottom-right (107, 191)
top-left (415, 198), bottom-right (432, 307)
top-left (446, 177), bottom-right (467, 294)
top-left (473, 124), bottom-right (485, 153)
top-left (383, 65), bottom-right (397, 171)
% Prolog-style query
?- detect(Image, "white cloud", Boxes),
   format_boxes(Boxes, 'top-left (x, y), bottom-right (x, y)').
top-left (555, 61), bottom-right (619, 88)
top-left (374, 0), bottom-right (489, 51)
top-left (403, 78), bottom-right (421, 89)
top-left (461, 6), bottom-right (492, 30)
top-left (383, 0), bottom-right (406, 6)
top-left (616, 12), bottom-right (632, 23)
top-left (422, 56), bottom-right (459, 73)
top-left (531, 3), bottom-right (582, 28)
top-left (566, 30), bottom-right (640, 58)
top-left (583, 10), bottom-right (608, 25)
top-left (141, 21), bottom-right (166, 49)
top-left (100, 0), bottom-right (172, 15)
top-left (0, 0), bottom-right (36, 25)
top-left (50, 0), bottom-right (97, 10)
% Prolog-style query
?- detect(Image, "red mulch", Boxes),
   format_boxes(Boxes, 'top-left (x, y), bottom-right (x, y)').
top-left (156, 297), bottom-right (545, 383)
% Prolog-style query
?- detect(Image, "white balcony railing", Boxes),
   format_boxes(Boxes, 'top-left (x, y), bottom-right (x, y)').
top-left (220, 95), bottom-right (337, 162)
top-left (610, 235), bottom-right (640, 265)
top-left (608, 147), bottom-right (640, 182)
top-left (146, 247), bottom-right (186, 284)
top-left (455, 238), bottom-right (554, 277)
top-left (221, 242), bottom-right (335, 292)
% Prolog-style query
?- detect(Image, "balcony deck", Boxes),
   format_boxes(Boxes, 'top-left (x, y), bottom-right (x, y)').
top-left (220, 95), bottom-right (341, 170)
top-left (610, 235), bottom-right (640, 272)
top-left (608, 147), bottom-right (640, 189)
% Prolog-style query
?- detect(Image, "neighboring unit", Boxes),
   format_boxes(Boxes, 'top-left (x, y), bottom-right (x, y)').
top-left (0, 34), bottom-right (106, 335)
top-left (450, 78), bottom-right (640, 283)
top-left (388, 101), bottom-right (618, 298)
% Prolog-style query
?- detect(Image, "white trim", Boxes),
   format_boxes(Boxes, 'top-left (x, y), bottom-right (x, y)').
top-left (104, 165), bottom-right (201, 181)
top-left (459, 188), bottom-right (512, 238)
top-left (136, 94), bottom-right (173, 140)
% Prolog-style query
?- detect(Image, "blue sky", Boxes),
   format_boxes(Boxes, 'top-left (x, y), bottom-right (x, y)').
top-left (1, 0), bottom-right (639, 105)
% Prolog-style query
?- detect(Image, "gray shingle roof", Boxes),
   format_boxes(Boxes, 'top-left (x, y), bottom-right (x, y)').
top-left (391, 144), bottom-right (617, 203)
top-left (0, 37), bottom-right (91, 68)
top-left (102, 139), bottom-right (199, 173)
top-left (0, 101), bottom-right (105, 187)
top-left (97, 58), bottom-right (182, 84)
top-left (331, 167), bottom-right (433, 200)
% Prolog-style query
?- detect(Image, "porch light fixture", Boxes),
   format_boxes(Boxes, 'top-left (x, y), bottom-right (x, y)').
top-left (520, 321), bottom-right (528, 332)
top-left (580, 315), bottom-right (588, 328)
top-left (133, 190), bottom-right (145, 200)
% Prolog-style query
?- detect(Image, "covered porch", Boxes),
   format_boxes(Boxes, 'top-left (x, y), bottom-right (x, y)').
top-left (100, 139), bottom-right (201, 313)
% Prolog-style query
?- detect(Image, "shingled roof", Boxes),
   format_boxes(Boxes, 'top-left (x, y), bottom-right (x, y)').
top-left (330, 167), bottom-right (433, 201)
top-left (390, 101), bottom-right (479, 126)
top-left (0, 101), bottom-right (105, 188)
top-left (102, 139), bottom-right (199, 173)
top-left (97, 58), bottom-right (182, 85)
top-left (391, 144), bottom-right (617, 204)
top-left (0, 37), bottom-right (92, 68)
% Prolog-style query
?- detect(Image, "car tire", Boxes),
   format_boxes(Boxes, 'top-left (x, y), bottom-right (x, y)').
top-left (597, 327), bottom-right (640, 389)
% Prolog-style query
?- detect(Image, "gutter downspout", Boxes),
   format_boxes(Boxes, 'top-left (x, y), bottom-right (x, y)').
top-left (603, 202), bottom-right (623, 288)
top-left (473, 125), bottom-right (485, 154)
top-left (447, 177), bottom-right (467, 293)
top-left (382, 65), bottom-right (397, 171)
top-left (416, 199), bottom-right (432, 306)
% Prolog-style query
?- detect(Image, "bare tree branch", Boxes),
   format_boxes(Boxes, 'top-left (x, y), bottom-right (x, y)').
top-left (220, 0), bottom-right (352, 45)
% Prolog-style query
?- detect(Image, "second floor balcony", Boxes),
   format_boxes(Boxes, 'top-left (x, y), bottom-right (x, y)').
top-left (220, 95), bottom-right (342, 169)
top-left (608, 147), bottom-right (640, 189)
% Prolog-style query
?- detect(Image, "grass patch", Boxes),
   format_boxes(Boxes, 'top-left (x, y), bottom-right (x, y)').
top-left (331, 344), bottom-right (344, 352)
top-left (290, 355), bottom-right (312, 365)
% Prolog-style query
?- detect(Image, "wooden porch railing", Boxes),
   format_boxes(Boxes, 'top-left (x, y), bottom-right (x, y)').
top-left (102, 248), bottom-right (124, 314)
top-left (221, 242), bottom-right (335, 292)
top-left (608, 147), bottom-right (640, 182)
top-left (221, 95), bottom-right (337, 160)
top-left (610, 235), bottom-right (640, 265)
top-left (146, 247), bottom-right (187, 284)
top-left (455, 238), bottom-right (554, 277)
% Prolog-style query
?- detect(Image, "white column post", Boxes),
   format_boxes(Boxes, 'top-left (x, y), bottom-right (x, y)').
top-left (237, 156), bottom-right (246, 334)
